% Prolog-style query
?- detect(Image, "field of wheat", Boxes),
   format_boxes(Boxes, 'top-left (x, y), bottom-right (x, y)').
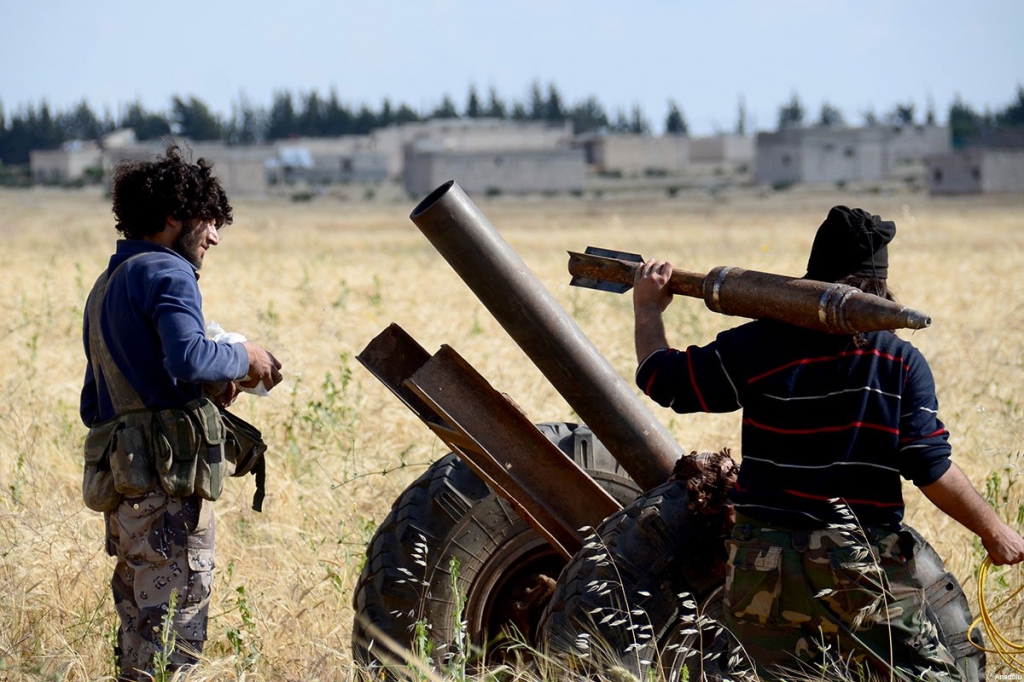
top-left (1, 184), bottom-right (1022, 681)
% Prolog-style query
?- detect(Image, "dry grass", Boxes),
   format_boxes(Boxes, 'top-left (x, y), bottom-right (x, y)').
top-left (1, 185), bottom-right (1022, 680)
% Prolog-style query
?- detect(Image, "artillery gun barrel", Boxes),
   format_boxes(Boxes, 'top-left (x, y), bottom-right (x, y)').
top-left (410, 181), bottom-right (678, 491)
top-left (568, 250), bottom-right (931, 334)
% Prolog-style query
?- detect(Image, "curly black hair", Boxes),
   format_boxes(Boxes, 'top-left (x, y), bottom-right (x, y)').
top-left (841, 274), bottom-right (898, 347)
top-left (839, 274), bottom-right (893, 302)
top-left (111, 143), bottom-right (233, 239)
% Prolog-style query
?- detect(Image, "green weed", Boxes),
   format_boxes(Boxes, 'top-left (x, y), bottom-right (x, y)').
top-left (368, 274), bottom-right (383, 312)
top-left (151, 589), bottom-right (179, 682)
top-left (332, 279), bottom-right (351, 310)
top-left (445, 556), bottom-right (469, 681)
top-left (225, 584), bottom-right (262, 673)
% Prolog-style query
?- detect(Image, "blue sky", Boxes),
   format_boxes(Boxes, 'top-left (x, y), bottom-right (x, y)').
top-left (2, 0), bottom-right (1021, 135)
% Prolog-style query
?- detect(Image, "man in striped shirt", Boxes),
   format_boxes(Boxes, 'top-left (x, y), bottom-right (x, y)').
top-left (633, 206), bottom-right (1024, 679)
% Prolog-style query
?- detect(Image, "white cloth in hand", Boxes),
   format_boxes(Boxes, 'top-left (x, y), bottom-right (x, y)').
top-left (207, 321), bottom-right (269, 396)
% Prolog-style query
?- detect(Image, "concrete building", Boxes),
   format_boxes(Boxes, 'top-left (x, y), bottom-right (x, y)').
top-left (403, 139), bottom-right (586, 196)
top-left (102, 142), bottom-right (273, 197)
top-left (577, 134), bottom-right (689, 176)
top-left (689, 134), bottom-right (755, 166)
top-left (375, 118), bottom-right (573, 179)
top-left (927, 149), bottom-right (1024, 194)
top-left (28, 119), bottom-right (578, 194)
top-left (267, 138), bottom-right (388, 185)
top-left (961, 128), bottom-right (1024, 150)
top-left (30, 141), bottom-right (103, 184)
top-left (262, 121), bottom-right (570, 184)
top-left (101, 128), bottom-right (138, 149)
top-left (755, 125), bottom-right (950, 186)
top-left (887, 125), bottom-right (951, 163)
top-left (30, 128), bottom-right (143, 184)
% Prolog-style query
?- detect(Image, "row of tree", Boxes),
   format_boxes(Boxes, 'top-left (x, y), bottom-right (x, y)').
top-left (1, 82), bottom-right (1022, 165)
top-left (774, 90), bottom-right (1024, 148)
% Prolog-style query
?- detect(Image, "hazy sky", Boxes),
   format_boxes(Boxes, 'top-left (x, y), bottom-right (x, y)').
top-left (3, 0), bottom-right (1022, 135)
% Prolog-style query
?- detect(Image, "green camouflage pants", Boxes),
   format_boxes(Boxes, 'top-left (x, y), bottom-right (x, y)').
top-left (105, 489), bottom-right (215, 681)
top-left (723, 517), bottom-right (962, 681)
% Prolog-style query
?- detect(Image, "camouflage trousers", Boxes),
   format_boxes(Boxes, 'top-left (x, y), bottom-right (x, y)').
top-left (723, 516), bottom-right (962, 681)
top-left (105, 489), bottom-right (215, 681)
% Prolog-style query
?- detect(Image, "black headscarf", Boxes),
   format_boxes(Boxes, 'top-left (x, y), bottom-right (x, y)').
top-left (805, 205), bottom-right (896, 282)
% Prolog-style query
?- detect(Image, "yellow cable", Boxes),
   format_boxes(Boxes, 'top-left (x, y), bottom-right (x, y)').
top-left (969, 557), bottom-right (1024, 673)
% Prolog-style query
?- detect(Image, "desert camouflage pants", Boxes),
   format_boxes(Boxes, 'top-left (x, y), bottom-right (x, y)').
top-left (723, 516), bottom-right (962, 681)
top-left (105, 490), bottom-right (215, 681)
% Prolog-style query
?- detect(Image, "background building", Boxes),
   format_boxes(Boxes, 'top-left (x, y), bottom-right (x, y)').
top-left (101, 142), bottom-right (272, 197)
top-left (577, 134), bottom-right (689, 176)
top-left (928, 149), bottom-right (1024, 194)
top-left (403, 142), bottom-right (585, 196)
top-left (376, 119), bottom-right (572, 179)
top-left (689, 134), bottom-right (755, 166)
top-left (267, 138), bottom-right (388, 185)
top-left (29, 142), bottom-right (102, 184)
top-left (755, 125), bottom-right (949, 186)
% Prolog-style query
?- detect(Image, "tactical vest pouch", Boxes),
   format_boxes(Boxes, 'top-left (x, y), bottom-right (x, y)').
top-left (220, 408), bottom-right (268, 512)
top-left (192, 399), bottom-right (226, 501)
top-left (153, 407), bottom-right (200, 497)
top-left (220, 409), bottom-right (267, 476)
top-left (82, 418), bottom-right (122, 512)
top-left (110, 413), bottom-right (158, 496)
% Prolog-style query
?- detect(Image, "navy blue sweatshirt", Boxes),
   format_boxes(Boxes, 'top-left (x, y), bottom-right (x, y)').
top-left (80, 240), bottom-right (248, 425)
top-left (636, 320), bottom-right (952, 528)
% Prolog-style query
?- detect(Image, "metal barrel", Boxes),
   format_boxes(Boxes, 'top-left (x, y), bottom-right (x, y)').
top-left (410, 180), bottom-right (678, 491)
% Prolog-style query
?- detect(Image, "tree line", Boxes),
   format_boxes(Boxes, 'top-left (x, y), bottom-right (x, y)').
top-left (1, 82), bottom-right (1022, 165)
top-left (774, 89), bottom-right (1024, 149)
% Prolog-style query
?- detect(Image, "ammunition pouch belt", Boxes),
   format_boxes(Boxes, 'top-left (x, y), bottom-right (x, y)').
top-left (82, 417), bottom-right (125, 512)
top-left (152, 398), bottom-right (227, 501)
top-left (82, 400), bottom-right (267, 513)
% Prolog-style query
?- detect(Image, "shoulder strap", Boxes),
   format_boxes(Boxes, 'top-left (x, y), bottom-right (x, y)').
top-left (86, 254), bottom-right (149, 414)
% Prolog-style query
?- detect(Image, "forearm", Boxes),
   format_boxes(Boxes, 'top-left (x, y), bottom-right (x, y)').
top-left (920, 463), bottom-right (1001, 538)
top-left (632, 259), bottom-right (675, 365)
top-left (634, 305), bottom-right (669, 365)
top-left (920, 462), bottom-right (1024, 565)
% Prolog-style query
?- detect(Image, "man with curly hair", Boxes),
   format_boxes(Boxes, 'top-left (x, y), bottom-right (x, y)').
top-left (633, 206), bottom-right (1024, 680)
top-left (80, 144), bottom-right (283, 679)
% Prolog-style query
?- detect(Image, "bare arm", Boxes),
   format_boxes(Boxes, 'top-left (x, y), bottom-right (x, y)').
top-left (919, 462), bottom-right (1024, 565)
top-left (633, 260), bottom-right (675, 364)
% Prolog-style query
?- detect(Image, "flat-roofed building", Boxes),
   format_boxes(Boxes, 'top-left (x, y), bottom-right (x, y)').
top-left (30, 142), bottom-right (103, 184)
top-left (376, 119), bottom-right (573, 179)
top-left (755, 125), bottom-right (949, 186)
top-left (928, 149), bottom-right (1024, 194)
top-left (268, 138), bottom-right (388, 185)
top-left (102, 142), bottom-right (273, 197)
top-left (577, 134), bottom-right (689, 176)
top-left (689, 134), bottom-right (754, 166)
top-left (404, 140), bottom-right (585, 196)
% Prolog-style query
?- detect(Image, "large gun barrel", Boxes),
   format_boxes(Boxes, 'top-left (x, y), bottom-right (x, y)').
top-left (410, 181), bottom-right (678, 491)
top-left (568, 248), bottom-right (931, 334)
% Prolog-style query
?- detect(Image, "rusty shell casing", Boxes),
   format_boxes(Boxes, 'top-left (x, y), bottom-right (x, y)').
top-left (410, 181), bottom-right (678, 491)
top-left (567, 249), bottom-right (931, 334)
top-left (702, 266), bottom-right (931, 334)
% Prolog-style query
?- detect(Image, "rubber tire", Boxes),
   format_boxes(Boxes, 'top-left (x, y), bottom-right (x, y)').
top-left (538, 480), bottom-right (985, 682)
top-left (537, 479), bottom-right (726, 680)
top-left (351, 422), bottom-right (640, 671)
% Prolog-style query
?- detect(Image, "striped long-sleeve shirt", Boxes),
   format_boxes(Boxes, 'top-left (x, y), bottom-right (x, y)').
top-left (636, 319), bottom-right (951, 529)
